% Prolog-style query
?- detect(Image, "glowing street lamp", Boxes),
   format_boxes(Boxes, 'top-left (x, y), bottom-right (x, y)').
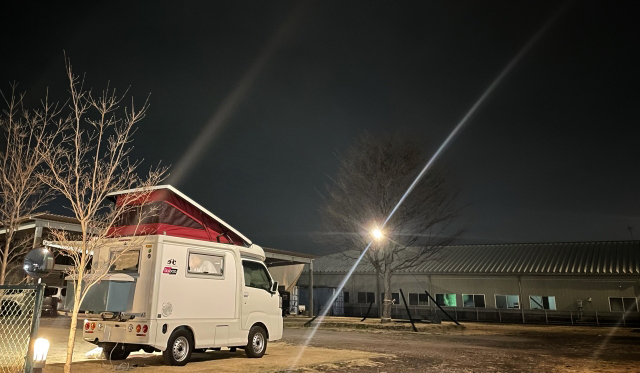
top-left (372, 229), bottom-right (383, 240)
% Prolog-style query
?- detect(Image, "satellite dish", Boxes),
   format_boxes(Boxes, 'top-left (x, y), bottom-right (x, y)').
top-left (23, 247), bottom-right (55, 278)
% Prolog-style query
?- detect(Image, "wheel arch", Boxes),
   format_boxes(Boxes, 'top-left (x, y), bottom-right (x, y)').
top-left (251, 322), bottom-right (269, 338)
top-left (173, 325), bottom-right (196, 342)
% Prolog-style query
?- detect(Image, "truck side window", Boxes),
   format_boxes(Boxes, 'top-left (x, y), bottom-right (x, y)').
top-left (242, 261), bottom-right (272, 292)
top-left (188, 252), bottom-right (224, 275)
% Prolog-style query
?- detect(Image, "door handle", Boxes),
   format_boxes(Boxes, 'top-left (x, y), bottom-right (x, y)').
top-left (244, 292), bottom-right (249, 298)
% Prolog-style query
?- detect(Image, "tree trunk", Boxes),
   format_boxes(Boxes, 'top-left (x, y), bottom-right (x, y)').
top-left (376, 271), bottom-right (381, 318)
top-left (65, 268), bottom-right (83, 373)
top-left (0, 235), bottom-right (11, 285)
top-left (381, 264), bottom-right (392, 323)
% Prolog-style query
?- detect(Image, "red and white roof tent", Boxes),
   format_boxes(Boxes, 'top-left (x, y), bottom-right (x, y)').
top-left (106, 185), bottom-right (252, 247)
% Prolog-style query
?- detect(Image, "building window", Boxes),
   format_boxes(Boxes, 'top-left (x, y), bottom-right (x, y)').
top-left (462, 294), bottom-right (486, 308)
top-left (435, 293), bottom-right (457, 307)
top-left (529, 295), bottom-right (556, 310)
top-left (609, 297), bottom-right (638, 312)
top-left (358, 292), bottom-right (375, 304)
top-left (409, 293), bottom-right (429, 306)
top-left (495, 295), bottom-right (520, 309)
top-left (343, 291), bottom-right (350, 304)
top-left (381, 293), bottom-right (400, 304)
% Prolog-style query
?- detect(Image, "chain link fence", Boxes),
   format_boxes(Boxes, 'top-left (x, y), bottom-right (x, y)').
top-left (0, 285), bottom-right (43, 373)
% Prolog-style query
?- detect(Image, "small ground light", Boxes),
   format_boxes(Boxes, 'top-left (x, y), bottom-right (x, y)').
top-left (33, 338), bottom-right (50, 372)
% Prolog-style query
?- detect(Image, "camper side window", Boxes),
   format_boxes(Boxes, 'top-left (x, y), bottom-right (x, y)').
top-left (188, 253), bottom-right (224, 275)
top-left (242, 261), bottom-right (272, 292)
top-left (109, 250), bottom-right (140, 273)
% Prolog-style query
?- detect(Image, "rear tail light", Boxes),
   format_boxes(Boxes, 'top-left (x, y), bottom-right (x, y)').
top-left (142, 325), bottom-right (148, 333)
top-left (136, 324), bottom-right (141, 333)
top-left (85, 322), bottom-right (90, 330)
top-left (90, 322), bottom-right (96, 330)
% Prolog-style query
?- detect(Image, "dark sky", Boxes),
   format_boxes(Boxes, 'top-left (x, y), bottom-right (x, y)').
top-left (2, 1), bottom-right (638, 254)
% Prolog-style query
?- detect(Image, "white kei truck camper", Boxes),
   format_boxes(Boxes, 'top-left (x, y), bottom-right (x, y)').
top-left (63, 186), bottom-right (283, 365)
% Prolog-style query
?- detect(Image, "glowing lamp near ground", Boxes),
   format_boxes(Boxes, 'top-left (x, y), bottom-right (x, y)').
top-left (372, 229), bottom-right (383, 240)
top-left (33, 337), bottom-right (50, 370)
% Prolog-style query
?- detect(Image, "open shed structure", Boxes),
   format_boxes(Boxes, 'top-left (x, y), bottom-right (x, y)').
top-left (263, 247), bottom-right (316, 315)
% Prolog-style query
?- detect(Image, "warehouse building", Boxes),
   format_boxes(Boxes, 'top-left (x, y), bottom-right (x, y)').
top-left (296, 241), bottom-right (640, 325)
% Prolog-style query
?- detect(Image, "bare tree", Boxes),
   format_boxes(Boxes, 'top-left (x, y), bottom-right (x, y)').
top-left (320, 132), bottom-right (464, 322)
top-left (0, 83), bottom-right (64, 284)
top-left (38, 58), bottom-right (167, 373)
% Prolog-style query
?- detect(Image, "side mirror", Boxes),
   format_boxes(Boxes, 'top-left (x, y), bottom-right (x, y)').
top-left (271, 281), bottom-right (279, 294)
top-left (23, 247), bottom-right (55, 278)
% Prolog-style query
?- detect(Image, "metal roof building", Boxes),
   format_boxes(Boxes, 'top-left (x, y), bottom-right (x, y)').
top-left (296, 241), bottom-right (640, 321)
top-left (307, 241), bottom-right (640, 275)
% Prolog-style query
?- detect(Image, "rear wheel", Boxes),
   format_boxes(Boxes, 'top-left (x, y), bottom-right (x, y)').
top-left (163, 329), bottom-right (193, 366)
top-left (245, 325), bottom-right (267, 358)
top-left (49, 301), bottom-right (58, 317)
top-left (103, 343), bottom-right (130, 360)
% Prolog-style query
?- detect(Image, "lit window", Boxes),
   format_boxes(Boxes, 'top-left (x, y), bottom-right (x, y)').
top-left (462, 294), bottom-right (486, 308)
top-left (496, 295), bottom-right (520, 309)
top-left (529, 296), bottom-right (556, 310)
top-left (435, 293), bottom-right (457, 307)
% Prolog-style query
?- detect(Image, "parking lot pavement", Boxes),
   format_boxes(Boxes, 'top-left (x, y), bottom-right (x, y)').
top-left (37, 317), bottom-right (386, 372)
top-left (39, 316), bottom-right (640, 372)
top-left (282, 323), bottom-right (640, 372)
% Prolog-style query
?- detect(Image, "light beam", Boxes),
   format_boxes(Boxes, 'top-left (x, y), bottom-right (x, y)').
top-left (289, 3), bottom-right (571, 369)
top-left (169, 3), bottom-right (310, 186)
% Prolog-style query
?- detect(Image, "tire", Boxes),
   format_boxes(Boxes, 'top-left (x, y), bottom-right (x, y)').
top-left (103, 343), bottom-right (130, 360)
top-left (245, 325), bottom-right (267, 358)
top-left (50, 302), bottom-right (58, 317)
top-left (162, 329), bottom-right (193, 366)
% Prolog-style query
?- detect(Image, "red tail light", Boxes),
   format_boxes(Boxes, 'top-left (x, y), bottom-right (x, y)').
top-left (136, 324), bottom-right (141, 333)
top-left (85, 322), bottom-right (90, 330)
top-left (142, 325), bottom-right (148, 333)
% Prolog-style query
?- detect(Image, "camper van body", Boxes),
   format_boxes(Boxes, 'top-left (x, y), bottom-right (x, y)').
top-left (79, 233), bottom-right (282, 359)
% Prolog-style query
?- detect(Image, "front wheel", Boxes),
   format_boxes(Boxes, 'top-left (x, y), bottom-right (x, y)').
top-left (163, 329), bottom-right (193, 366)
top-left (245, 325), bottom-right (267, 358)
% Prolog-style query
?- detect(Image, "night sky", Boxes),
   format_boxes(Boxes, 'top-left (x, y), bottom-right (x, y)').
top-left (2, 1), bottom-right (638, 254)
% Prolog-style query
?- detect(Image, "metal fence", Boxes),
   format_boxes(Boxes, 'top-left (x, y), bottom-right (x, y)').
top-left (0, 285), bottom-right (44, 373)
top-left (344, 304), bottom-right (640, 327)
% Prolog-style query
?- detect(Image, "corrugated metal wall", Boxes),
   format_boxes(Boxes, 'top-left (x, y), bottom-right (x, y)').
top-left (298, 272), bottom-right (640, 312)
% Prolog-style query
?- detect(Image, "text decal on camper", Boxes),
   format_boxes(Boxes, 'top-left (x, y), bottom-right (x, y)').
top-left (163, 266), bottom-right (178, 275)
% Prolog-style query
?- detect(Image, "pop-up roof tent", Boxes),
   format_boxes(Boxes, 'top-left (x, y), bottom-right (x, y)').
top-left (106, 185), bottom-right (251, 247)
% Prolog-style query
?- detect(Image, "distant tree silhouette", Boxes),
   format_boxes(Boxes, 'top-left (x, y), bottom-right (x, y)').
top-left (320, 131), bottom-right (464, 322)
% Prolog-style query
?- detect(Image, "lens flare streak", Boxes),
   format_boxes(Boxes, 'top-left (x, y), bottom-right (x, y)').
top-left (289, 4), bottom-right (570, 369)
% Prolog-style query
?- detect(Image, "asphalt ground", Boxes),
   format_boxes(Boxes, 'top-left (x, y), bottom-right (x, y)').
top-left (34, 316), bottom-right (640, 372)
top-left (283, 317), bottom-right (640, 372)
